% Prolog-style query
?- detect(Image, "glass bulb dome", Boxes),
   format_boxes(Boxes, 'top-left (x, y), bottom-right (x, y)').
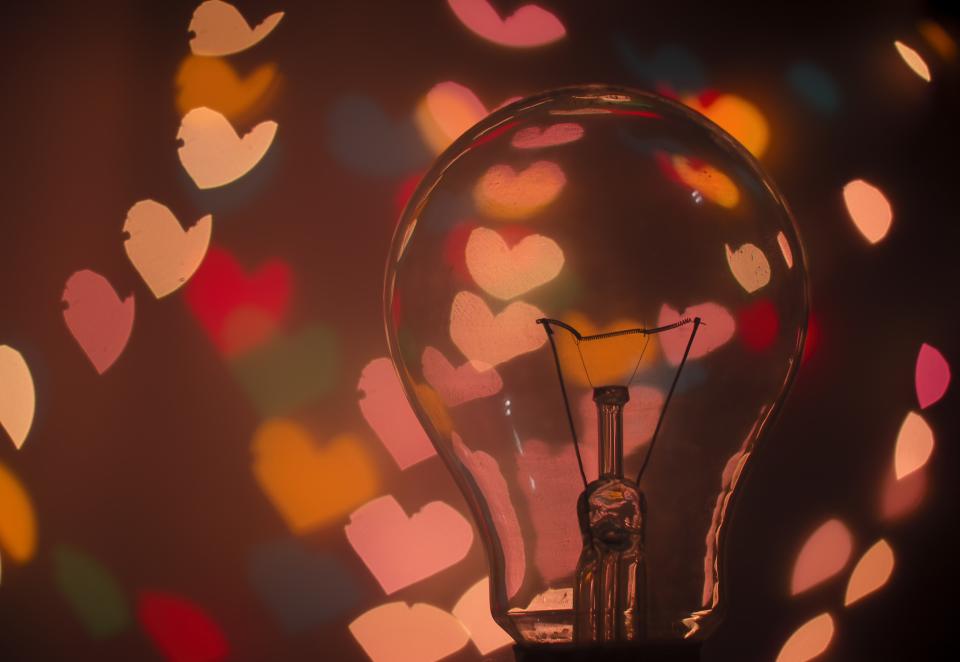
top-left (384, 85), bottom-right (808, 647)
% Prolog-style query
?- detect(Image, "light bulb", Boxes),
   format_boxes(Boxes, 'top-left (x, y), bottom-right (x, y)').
top-left (384, 86), bottom-right (808, 655)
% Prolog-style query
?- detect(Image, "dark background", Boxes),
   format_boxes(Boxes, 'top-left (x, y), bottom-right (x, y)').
top-left (0, 1), bottom-right (957, 660)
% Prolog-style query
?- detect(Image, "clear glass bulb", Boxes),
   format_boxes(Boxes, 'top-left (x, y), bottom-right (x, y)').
top-left (384, 85), bottom-right (808, 648)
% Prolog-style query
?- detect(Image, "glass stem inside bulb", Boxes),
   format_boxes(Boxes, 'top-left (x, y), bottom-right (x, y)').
top-left (574, 386), bottom-right (647, 643)
top-left (597, 386), bottom-right (626, 478)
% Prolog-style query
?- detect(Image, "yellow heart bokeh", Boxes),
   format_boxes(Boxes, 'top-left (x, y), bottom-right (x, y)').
top-left (683, 93), bottom-right (769, 159)
top-left (251, 419), bottom-right (378, 534)
top-left (473, 161), bottom-right (566, 221)
top-left (671, 156), bottom-right (740, 209)
top-left (176, 55), bottom-right (279, 124)
top-left (553, 312), bottom-right (659, 387)
top-left (0, 461), bottom-right (37, 563)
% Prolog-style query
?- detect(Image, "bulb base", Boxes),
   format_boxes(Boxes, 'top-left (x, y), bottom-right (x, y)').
top-left (513, 642), bottom-right (702, 661)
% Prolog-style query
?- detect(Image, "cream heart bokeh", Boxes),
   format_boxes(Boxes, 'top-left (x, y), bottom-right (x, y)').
top-left (349, 601), bottom-right (469, 662)
top-left (725, 242), bottom-right (772, 294)
top-left (452, 577), bottom-right (513, 655)
top-left (465, 226), bottom-right (564, 300)
top-left (473, 160), bottom-right (566, 220)
top-left (177, 107), bottom-right (277, 189)
top-left (189, 0), bottom-right (284, 56)
top-left (0, 346), bottom-right (35, 449)
top-left (123, 200), bottom-right (212, 299)
top-left (449, 290), bottom-right (546, 366)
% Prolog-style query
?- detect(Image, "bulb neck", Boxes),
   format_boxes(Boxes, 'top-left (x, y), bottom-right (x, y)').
top-left (594, 385), bottom-right (629, 478)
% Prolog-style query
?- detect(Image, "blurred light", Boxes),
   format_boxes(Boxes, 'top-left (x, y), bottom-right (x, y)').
top-left (737, 299), bottom-right (780, 353)
top-left (775, 612), bottom-right (835, 662)
top-left (449, 291), bottom-right (546, 366)
top-left (349, 601), bottom-right (469, 662)
top-left (421, 347), bottom-right (503, 407)
top-left (918, 20), bottom-right (957, 61)
top-left (176, 56), bottom-right (279, 123)
top-left (790, 518), bottom-right (853, 595)
top-left (474, 160), bottom-right (566, 220)
top-left (326, 96), bottom-right (431, 177)
top-left (844, 539), bottom-right (895, 607)
top-left (842, 179), bottom-right (893, 244)
top-left (247, 540), bottom-right (361, 633)
top-left (138, 591), bottom-right (229, 662)
top-left (670, 155), bottom-right (740, 208)
top-left (893, 411), bottom-right (934, 480)
top-left (394, 172), bottom-right (423, 217)
top-left (251, 419), bottom-right (378, 533)
top-left (880, 464), bottom-right (927, 521)
top-left (465, 226), bottom-right (564, 300)
top-left (683, 93), bottom-right (769, 158)
top-left (446, 222), bottom-right (516, 283)
top-left (345, 495), bottom-right (474, 594)
top-left (915, 343), bottom-right (950, 409)
top-left (359, 357), bottom-right (438, 469)
top-left (0, 461), bottom-right (37, 562)
top-left (188, 0), bottom-right (283, 56)
top-left (511, 122), bottom-right (584, 149)
top-left (184, 245), bottom-right (292, 357)
top-left (725, 242), bottom-right (772, 293)
top-left (123, 200), bottom-right (212, 299)
top-left (453, 434), bottom-right (526, 596)
top-left (777, 231), bottom-right (795, 269)
top-left (0, 345), bottom-right (35, 449)
top-left (62, 270), bottom-right (135, 375)
top-left (554, 312), bottom-right (658, 387)
top-left (787, 62), bottom-right (840, 114)
top-left (229, 324), bottom-right (337, 416)
top-left (177, 107), bottom-right (278, 189)
top-left (219, 307), bottom-right (280, 358)
top-left (894, 40), bottom-right (932, 82)
top-left (186, 246), bottom-right (293, 356)
top-left (416, 81), bottom-right (488, 154)
top-left (53, 544), bottom-right (129, 638)
top-left (657, 302), bottom-right (735, 364)
top-left (453, 577), bottom-right (514, 654)
top-left (446, 0), bottom-right (565, 48)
